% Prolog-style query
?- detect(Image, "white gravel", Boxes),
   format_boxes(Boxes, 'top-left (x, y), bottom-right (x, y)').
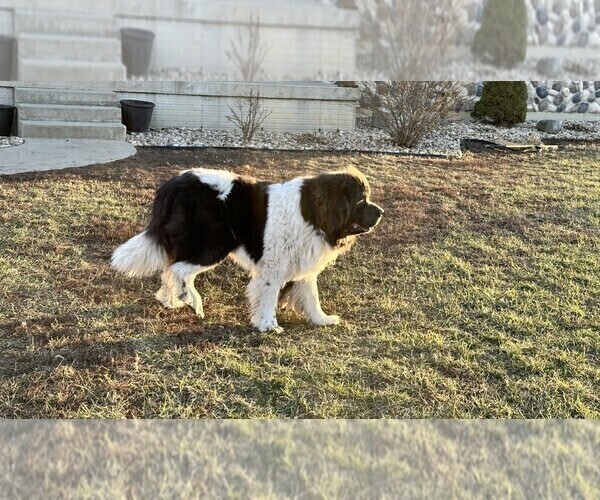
top-left (132, 55), bottom-right (600, 82)
top-left (126, 119), bottom-right (600, 157)
top-left (0, 137), bottom-right (24, 149)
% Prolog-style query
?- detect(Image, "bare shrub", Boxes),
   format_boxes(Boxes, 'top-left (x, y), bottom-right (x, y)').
top-left (358, 0), bottom-right (461, 80)
top-left (226, 89), bottom-right (273, 143)
top-left (227, 14), bottom-right (270, 80)
top-left (361, 81), bottom-right (464, 148)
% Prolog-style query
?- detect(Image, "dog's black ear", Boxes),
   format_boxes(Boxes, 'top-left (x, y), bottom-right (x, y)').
top-left (301, 174), bottom-right (354, 245)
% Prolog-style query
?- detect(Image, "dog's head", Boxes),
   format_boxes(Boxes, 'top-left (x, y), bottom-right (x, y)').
top-left (301, 166), bottom-right (384, 246)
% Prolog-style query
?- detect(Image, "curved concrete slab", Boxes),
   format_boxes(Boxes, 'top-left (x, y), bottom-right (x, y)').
top-left (0, 138), bottom-right (137, 175)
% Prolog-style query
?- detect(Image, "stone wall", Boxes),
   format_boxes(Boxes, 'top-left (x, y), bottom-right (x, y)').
top-left (527, 0), bottom-right (600, 47)
top-left (460, 81), bottom-right (600, 114)
top-left (334, 0), bottom-right (600, 48)
top-left (463, 0), bottom-right (600, 47)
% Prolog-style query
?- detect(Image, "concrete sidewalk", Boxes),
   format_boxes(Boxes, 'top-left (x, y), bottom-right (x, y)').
top-left (0, 138), bottom-right (136, 175)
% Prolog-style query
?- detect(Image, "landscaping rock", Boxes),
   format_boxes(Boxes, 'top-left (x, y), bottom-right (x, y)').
top-left (124, 118), bottom-right (600, 158)
top-left (537, 57), bottom-right (563, 76)
top-left (536, 86), bottom-right (549, 98)
top-left (536, 6), bottom-right (549, 25)
top-left (0, 136), bottom-right (23, 149)
top-left (537, 119), bottom-right (563, 134)
top-left (578, 31), bottom-right (590, 46)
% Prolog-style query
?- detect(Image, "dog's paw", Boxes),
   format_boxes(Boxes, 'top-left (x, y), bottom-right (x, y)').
top-left (254, 318), bottom-right (284, 333)
top-left (312, 314), bottom-right (340, 327)
top-left (156, 290), bottom-right (186, 309)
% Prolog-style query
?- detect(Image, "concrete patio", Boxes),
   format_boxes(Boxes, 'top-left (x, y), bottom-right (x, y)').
top-left (0, 138), bottom-right (136, 174)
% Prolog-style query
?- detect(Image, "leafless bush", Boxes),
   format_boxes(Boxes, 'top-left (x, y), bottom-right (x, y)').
top-left (361, 81), bottom-right (464, 148)
top-left (227, 14), bottom-right (270, 80)
top-left (226, 89), bottom-right (273, 143)
top-left (358, 0), bottom-right (461, 80)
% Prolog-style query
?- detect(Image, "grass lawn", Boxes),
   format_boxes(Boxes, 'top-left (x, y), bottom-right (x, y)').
top-left (0, 145), bottom-right (598, 418)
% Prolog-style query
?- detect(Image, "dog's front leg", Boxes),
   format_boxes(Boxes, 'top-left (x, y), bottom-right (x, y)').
top-left (292, 274), bottom-right (340, 327)
top-left (247, 274), bottom-right (283, 333)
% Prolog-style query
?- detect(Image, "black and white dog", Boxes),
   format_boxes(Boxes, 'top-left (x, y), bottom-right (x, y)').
top-left (111, 167), bottom-right (383, 332)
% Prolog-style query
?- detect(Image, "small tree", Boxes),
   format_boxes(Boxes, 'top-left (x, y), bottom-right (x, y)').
top-left (472, 0), bottom-right (528, 68)
top-left (361, 81), bottom-right (463, 148)
top-left (226, 89), bottom-right (273, 143)
top-left (472, 81), bottom-right (528, 126)
top-left (358, 0), bottom-right (461, 79)
top-left (227, 15), bottom-right (270, 80)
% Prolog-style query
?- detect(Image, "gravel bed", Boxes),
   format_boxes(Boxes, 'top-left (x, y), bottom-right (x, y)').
top-left (126, 120), bottom-right (600, 157)
top-left (132, 55), bottom-right (600, 82)
top-left (0, 137), bottom-right (24, 149)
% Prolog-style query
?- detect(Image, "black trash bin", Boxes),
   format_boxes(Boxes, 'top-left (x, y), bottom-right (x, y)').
top-left (120, 28), bottom-right (155, 77)
top-left (120, 99), bottom-right (155, 133)
top-left (0, 35), bottom-right (15, 80)
top-left (0, 105), bottom-right (16, 136)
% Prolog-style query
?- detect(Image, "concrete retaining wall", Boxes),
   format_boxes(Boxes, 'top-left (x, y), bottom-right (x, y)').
top-left (0, 0), bottom-right (358, 79)
top-left (115, 82), bottom-right (357, 131)
top-left (0, 85), bottom-right (12, 105)
top-left (0, 81), bottom-right (359, 132)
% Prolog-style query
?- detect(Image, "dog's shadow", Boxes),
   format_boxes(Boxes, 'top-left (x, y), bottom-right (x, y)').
top-left (174, 322), bottom-right (266, 349)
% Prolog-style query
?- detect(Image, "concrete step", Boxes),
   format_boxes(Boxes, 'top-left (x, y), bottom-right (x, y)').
top-left (18, 59), bottom-right (127, 81)
top-left (15, 87), bottom-right (119, 107)
top-left (17, 33), bottom-right (122, 62)
top-left (19, 120), bottom-right (126, 140)
top-left (17, 104), bottom-right (122, 123)
top-left (15, 10), bottom-right (118, 37)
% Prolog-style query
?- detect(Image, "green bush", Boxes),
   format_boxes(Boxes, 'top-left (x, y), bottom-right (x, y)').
top-left (472, 82), bottom-right (528, 126)
top-left (471, 0), bottom-right (528, 68)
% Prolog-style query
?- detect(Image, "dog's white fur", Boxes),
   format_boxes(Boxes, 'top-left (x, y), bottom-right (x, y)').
top-left (112, 169), bottom-right (347, 332)
top-left (188, 168), bottom-right (236, 201)
top-left (245, 178), bottom-right (343, 332)
top-left (110, 231), bottom-right (167, 278)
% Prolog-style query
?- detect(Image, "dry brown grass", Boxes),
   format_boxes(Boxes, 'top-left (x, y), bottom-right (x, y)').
top-left (0, 145), bottom-right (598, 418)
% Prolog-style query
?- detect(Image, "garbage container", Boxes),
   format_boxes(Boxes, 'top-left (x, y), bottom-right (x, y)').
top-left (0, 105), bottom-right (16, 136)
top-left (120, 99), bottom-right (155, 133)
top-left (120, 28), bottom-right (155, 77)
top-left (0, 35), bottom-right (15, 80)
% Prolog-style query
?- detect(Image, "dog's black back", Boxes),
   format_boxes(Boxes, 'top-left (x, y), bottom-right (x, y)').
top-left (147, 172), bottom-right (268, 266)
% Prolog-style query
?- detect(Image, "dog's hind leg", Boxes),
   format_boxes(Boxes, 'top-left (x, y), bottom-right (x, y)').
top-left (156, 267), bottom-right (186, 309)
top-left (171, 262), bottom-right (216, 318)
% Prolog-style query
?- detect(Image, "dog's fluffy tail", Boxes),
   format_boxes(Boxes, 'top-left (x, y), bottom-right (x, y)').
top-left (111, 231), bottom-right (168, 278)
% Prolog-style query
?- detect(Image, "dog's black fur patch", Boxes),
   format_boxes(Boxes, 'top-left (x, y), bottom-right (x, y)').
top-left (226, 179), bottom-right (270, 263)
top-left (147, 172), bottom-right (268, 266)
